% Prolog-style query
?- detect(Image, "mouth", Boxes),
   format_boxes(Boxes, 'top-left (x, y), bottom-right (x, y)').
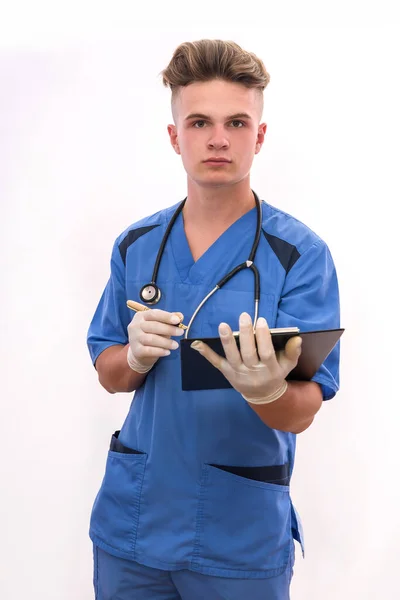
top-left (203, 158), bottom-right (232, 165)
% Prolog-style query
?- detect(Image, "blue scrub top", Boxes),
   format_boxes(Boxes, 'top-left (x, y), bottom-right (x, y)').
top-left (87, 198), bottom-right (340, 579)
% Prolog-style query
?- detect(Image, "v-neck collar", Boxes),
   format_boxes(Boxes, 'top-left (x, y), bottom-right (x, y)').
top-left (169, 204), bottom-right (259, 285)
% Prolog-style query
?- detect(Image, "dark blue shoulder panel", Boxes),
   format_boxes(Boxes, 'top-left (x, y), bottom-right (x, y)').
top-left (118, 225), bottom-right (161, 265)
top-left (262, 230), bottom-right (301, 273)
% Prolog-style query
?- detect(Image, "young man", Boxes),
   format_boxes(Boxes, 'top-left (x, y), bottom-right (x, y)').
top-left (87, 39), bottom-right (340, 600)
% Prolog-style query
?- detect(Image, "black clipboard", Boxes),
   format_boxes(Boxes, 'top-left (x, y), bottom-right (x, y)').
top-left (180, 328), bottom-right (344, 391)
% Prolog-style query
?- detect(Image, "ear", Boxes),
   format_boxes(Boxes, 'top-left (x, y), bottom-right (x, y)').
top-left (255, 122), bottom-right (267, 154)
top-left (167, 124), bottom-right (180, 155)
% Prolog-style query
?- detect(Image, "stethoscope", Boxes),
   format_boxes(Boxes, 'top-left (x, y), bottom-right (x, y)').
top-left (140, 190), bottom-right (262, 338)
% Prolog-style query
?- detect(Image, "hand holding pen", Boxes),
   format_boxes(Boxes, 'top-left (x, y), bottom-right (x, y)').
top-left (125, 301), bottom-right (186, 374)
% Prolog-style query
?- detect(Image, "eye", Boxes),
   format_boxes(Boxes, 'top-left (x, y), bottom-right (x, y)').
top-left (230, 120), bottom-right (245, 128)
top-left (193, 120), bottom-right (207, 128)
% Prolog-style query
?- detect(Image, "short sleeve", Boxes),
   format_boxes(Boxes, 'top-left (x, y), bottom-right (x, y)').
top-left (87, 239), bottom-right (131, 367)
top-left (275, 239), bottom-right (341, 400)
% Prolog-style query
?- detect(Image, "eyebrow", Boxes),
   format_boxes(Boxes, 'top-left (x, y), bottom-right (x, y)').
top-left (184, 112), bottom-right (253, 121)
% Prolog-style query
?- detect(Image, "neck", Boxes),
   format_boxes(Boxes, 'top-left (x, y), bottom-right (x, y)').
top-left (183, 177), bottom-right (256, 229)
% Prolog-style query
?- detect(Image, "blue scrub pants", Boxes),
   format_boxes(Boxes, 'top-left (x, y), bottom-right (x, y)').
top-left (93, 545), bottom-right (294, 600)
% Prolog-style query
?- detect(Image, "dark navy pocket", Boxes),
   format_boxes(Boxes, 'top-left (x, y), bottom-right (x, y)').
top-left (208, 462), bottom-right (290, 486)
top-left (110, 430), bottom-right (144, 454)
top-left (193, 464), bottom-right (292, 575)
top-left (90, 436), bottom-right (147, 555)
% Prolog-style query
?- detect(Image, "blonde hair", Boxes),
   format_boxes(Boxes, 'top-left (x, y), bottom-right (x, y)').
top-left (161, 39), bottom-right (270, 100)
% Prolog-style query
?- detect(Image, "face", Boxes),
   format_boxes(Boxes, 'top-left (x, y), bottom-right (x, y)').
top-left (167, 79), bottom-right (266, 189)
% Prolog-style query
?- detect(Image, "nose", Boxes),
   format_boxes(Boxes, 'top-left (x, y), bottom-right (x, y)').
top-left (207, 125), bottom-right (230, 150)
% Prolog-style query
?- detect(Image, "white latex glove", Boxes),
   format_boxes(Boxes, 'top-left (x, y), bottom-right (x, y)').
top-left (127, 309), bottom-right (184, 374)
top-left (190, 312), bottom-right (302, 404)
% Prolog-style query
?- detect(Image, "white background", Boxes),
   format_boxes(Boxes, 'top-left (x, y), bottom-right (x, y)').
top-left (1, 2), bottom-right (400, 599)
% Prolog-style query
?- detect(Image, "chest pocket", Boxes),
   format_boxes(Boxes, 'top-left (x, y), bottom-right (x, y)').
top-left (202, 289), bottom-right (276, 338)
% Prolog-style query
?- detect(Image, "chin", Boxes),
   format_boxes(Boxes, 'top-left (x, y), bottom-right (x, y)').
top-left (198, 180), bottom-right (235, 190)
top-left (190, 173), bottom-right (241, 188)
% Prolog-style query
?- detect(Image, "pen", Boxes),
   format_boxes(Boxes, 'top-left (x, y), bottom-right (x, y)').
top-left (126, 300), bottom-right (188, 330)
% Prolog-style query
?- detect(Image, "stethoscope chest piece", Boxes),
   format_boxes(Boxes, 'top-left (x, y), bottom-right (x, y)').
top-left (140, 283), bottom-right (161, 304)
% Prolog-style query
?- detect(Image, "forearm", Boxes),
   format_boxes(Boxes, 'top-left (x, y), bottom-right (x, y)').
top-left (247, 380), bottom-right (323, 434)
top-left (95, 344), bottom-right (147, 394)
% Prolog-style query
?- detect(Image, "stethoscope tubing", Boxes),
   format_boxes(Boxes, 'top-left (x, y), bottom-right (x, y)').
top-left (140, 191), bottom-right (262, 338)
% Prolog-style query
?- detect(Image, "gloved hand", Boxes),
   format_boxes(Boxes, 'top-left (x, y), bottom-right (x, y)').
top-left (127, 309), bottom-right (184, 374)
top-left (190, 312), bottom-right (302, 404)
